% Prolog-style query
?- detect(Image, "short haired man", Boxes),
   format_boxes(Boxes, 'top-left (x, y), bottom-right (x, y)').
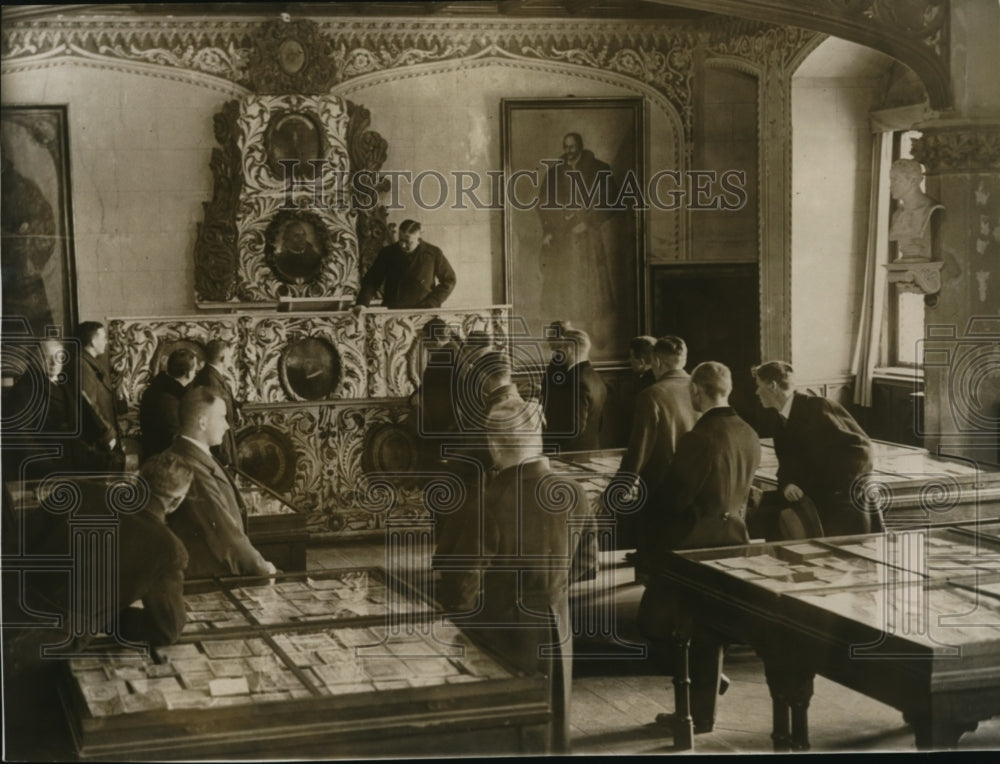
top-left (636, 362), bottom-right (760, 736)
top-left (166, 387), bottom-right (276, 578)
top-left (191, 338), bottom-right (240, 468)
top-left (609, 335), bottom-right (698, 554)
top-left (76, 320), bottom-right (123, 469)
top-left (139, 348), bottom-right (198, 462)
top-left (472, 397), bottom-right (587, 753)
top-left (541, 322), bottom-right (607, 453)
top-left (752, 360), bottom-right (879, 537)
top-left (4, 338), bottom-right (82, 478)
top-left (355, 219), bottom-right (456, 309)
top-left (23, 451), bottom-right (194, 647)
top-left (628, 335), bottom-right (658, 394)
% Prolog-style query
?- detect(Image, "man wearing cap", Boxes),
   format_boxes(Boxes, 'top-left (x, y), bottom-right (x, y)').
top-left (354, 219), bottom-right (456, 310)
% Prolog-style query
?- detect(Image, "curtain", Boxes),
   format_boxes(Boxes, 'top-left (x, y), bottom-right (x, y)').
top-left (850, 133), bottom-right (893, 407)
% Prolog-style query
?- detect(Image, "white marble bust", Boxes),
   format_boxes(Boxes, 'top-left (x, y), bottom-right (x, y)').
top-left (888, 158), bottom-right (944, 262)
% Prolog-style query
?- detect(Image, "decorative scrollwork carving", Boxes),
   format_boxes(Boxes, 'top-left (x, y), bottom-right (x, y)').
top-left (364, 308), bottom-right (511, 399)
top-left (194, 99), bottom-right (242, 302)
top-left (911, 125), bottom-right (1000, 175)
top-left (703, 20), bottom-right (819, 71)
top-left (346, 100), bottom-right (393, 283)
top-left (242, 313), bottom-right (366, 403)
top-left (239, 404), bottom-right (322, 517)
top-left (247, 18), bottom-right (337, 95)
top-left (234, 95), bottom-right (359, 302)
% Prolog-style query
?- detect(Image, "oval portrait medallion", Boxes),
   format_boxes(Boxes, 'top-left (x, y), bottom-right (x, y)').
top-left (279, 336), bottom-right (342, 401)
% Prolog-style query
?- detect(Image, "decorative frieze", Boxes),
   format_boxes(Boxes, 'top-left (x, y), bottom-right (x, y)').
top-left (703, 20), bottom-right (818, 71)
top-left (911, 124), bottom-right (1000, 175)
top-left (106, 307), bottom-right (502, 537)
top-left (1, 15), bottom-right (810, 143)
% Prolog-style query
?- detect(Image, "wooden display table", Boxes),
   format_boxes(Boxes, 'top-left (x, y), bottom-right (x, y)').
top-left (56, 567), bottom-right (551, 760)
top-left (653, 520), bottom-right (1000, 751)
top-left (552, 440), bottom-right (1000, 532)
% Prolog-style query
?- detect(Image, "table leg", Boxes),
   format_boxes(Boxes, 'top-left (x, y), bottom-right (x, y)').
top-left (765, 666), bottom-right (814, 752)
top-left (770, 696), bottom-right (791, 751)
top-left (671, 634), bottom-right (694, 751)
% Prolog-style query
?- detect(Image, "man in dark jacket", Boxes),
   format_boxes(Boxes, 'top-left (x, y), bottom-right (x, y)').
top-left (752, 360), bottom-right (879, 537)
top-left (637, 361), bottom-right (759, 736)
top-left (76, 321), bottom-right (124, 469)
top-left (166, 386), bottom-right (275, 579)
top-left (354, 219), bottom-right (456, 309)
top-left (452, 396), bottom-right (586, 753)
top-left (629, 335), bottom-right (658, 395)
top-left (139, 348), bottom-right (198, 462)
top-left (191, 338), bottom-right (240, 467)
top-left (541, 322), bottom-right (607, 453)
top-left (3, 337), bottom-right (89, 479)
top-left (608, 335), bottom-right (698, 552)
top-left (22, 451), bottom-right (194, 648)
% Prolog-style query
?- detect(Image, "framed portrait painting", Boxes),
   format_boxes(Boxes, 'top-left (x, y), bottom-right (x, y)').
top-left (502, 97), bottom-right (644, 363)
top-left (1, 105), bottom-right (78, 338)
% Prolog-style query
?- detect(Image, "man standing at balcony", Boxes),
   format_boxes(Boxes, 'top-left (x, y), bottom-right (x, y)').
top-left (354, 219), bottom-right (456, 309)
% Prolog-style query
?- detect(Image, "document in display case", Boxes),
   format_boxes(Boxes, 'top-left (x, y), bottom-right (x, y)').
top-left (57, 567), bottom-right (551, 760)
top-left (657, 520), bottom-right (1000, 751)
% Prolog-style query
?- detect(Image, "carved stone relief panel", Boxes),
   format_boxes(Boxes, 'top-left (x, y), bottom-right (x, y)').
top-left (241, 313), bottom-right (366, 403)
top-left (235, 95), bottom-right (359, 301)
top-left (364, 308), bottom-right (511, 399)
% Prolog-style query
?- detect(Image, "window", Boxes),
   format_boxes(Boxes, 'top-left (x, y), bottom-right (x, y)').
top-left (886, 129), bottom-right (925, 369)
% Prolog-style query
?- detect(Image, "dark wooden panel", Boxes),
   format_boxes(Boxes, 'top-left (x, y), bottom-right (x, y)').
top-left (649, 263), bottom-right (761, 423)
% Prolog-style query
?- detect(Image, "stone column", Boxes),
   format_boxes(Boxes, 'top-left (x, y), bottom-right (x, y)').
top-left (912, 1), bottom-right (1000, 465)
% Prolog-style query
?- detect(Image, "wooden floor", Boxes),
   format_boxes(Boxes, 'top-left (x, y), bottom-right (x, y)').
top-left (311, 540), bottom-right (1000, 756)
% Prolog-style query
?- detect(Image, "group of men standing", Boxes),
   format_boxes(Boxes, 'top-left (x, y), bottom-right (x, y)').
top-left (5, 325), bottom-right (276, 652)
top-left (605, 335), bottom-right (879, 734)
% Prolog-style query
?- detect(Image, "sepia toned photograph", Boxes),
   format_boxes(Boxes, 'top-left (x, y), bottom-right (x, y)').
top-left (2, 1), bottom-right (999, 761)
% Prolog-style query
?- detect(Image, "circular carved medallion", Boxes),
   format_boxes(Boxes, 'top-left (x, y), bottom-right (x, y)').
top-left (361, 423), bottom-right (419, 475)
top-left (278, 39), bottom-right (307, 75)
top-left (279, 336), bottom-right (342, 401)
top-left (236, 425), bottom-right (297, 493)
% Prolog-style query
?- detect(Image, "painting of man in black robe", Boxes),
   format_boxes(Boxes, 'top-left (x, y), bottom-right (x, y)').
top-left (1, 108), bottom-right (76, 338)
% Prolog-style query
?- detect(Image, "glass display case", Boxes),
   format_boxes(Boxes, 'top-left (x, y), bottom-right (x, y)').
top-left (660, 520), bottom-right (1000, 749)
top-left (57, 567), bottom-right (550, 760)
